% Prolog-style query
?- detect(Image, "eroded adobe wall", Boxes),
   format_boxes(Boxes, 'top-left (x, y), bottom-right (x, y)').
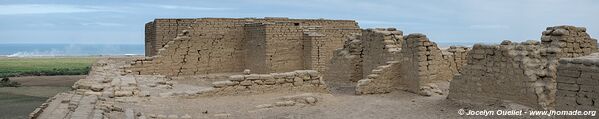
top-left (355, 61), bottom-right (401, 94)
top-left (448, 42), bottom-right (549, 108)
top-left (303, 28), bottom-right (361, 73)
top-left (542, 26), bottom-right (598, 58)
top-left (145, 19), bottom-right (195, 56)
top-left (448, 25), bottom-right (597, 109)
top-left (144, 17), bottom-right (360, 57)
top-left (354, 28), bottom-right (403, 94)
top-left (555, 53), bottom-right (599, 111)
top-left (324, 28), bottom-right (403, 83)
top-left (145, 22), bottom-right (155, 56)
top-left (443, 46), bottom-right (470, 75)
top-left (540, 26), bottom-right (599, 105)
top-left (361, 28), bottom-right (403, 78)
top-left (302, 31), bottom-right (326, 72)
top-left (133, 18), bottom-right (249, 76)
top-left (133, 18), bottom-right (361, 76)
top-left (399, 33), bottom-right (450, 93)
top-left (323, 34), bottom-right (364, 83)
top-left (262, 22), bottom-right (305, 73)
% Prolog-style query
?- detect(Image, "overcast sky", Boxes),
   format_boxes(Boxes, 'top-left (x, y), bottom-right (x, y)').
top-left (0, 0), bottom-right (597, 44)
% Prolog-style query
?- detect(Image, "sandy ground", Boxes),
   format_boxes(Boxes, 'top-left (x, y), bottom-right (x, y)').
top-left (32, 58), bottom-right (579, 119)
top-left (105, 76), bottom-right (547, 119)
top-left (0, 75), bottom-right (83, 119)
top-left (111, 85), bottom-right (547, 119)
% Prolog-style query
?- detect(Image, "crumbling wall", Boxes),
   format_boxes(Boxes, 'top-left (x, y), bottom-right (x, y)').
top-left (326, 29), bottom-right (452, 95)
top-left (145, 19), bottom-right (195, 56)
top-left (144, 18), bottom-right (360, 57)
top-left (542, 26), bottom-right (598, 58)
top-left (324, 28), bottom-right (402, 82)
top-left (448, 41), bottom-right (549, 108)
top-left (399, 33), bottom-right (449, 93)
top-left (303, 28), bottom-right (361, 73)
top-left (353, 28), bottom-right (403, 94)
top-left (355, 61), bottom-right (400, 94)
top-left (448, 25), bottom-right (597, 109)
top-left (555, 53), bottom-right (599, 110)
top-left (361, 28), bottom-right (403, 78)
top-left (132, 17), bottom-right (361, 76)
top-left (207, 70), bottom-right (328, 95)
top-left (443, 46), bottom-right (470, 75)
top-left (323, 34), bottom-right (364, 83)
top-left (262, 22), bottom-right (305, 73)
top-left (132, 18), bottom-right (249, 76)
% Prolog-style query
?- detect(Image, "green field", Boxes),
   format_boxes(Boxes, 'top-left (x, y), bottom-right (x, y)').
top-left (0, 57), bottom-right (96, 78)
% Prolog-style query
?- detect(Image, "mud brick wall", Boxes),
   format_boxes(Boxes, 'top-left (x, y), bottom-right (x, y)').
top-left (356, 61), bottom-right (400, 94)
top-left (145, 22), bottom-right (155, 56)
top-left (135, 18), bottom-right (249, 76)
top-left (187, 18), bottom-right (251, 75)
top-left (399, 33), bottom-right (449, 93)
top-left (542, 26), bottom-right (598, 90)
top-left (145, 19), bottom-right (195, 56)
top-left (324, 34), bottom-right (364, 83)
top-left (542, 25), bottom-right (598, 58)
top-left (207, 70), bottom-right (328, 95)
top-left (361, 28), bottom-right (403, 78)
top-left (354, 28), bottom-right (404, 94)
top-left (244, 23), bottom-right (269, 73)
top-left (132, 18), bottom-right (361, 76)
top-left (142, 31), bottom-right (194, 76)
top-left (144, 17), bottom-right (360, 57)
top-left (448, 25), bottom-right (598, 109)
top-left (289, 19), bottom-right (358, 29)
top-left (449, 41), bottom-right (553, 109)
top-left (555, 53), bottom-right (599, 111)
top-left (303, 28), bottom-right (361, 73)
top-left (302, 31), bottom-right (326, 72)
top-left (262, 22), bottom-right (305, 73)
top-left (442, 46), bottom-right (470, 75)
top-left (324, 28), bottom-right (403, 83)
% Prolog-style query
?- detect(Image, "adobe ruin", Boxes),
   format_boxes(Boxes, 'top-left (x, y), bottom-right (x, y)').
top-left (29, 17), bottom-right (599, 118)
top-left (448, 25), bottom-right (598, 110)
top-left (134, 17), bottom-right (360, 76)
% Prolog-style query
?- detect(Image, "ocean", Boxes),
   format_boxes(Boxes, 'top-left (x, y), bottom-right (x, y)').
top-left (0, 44), bottom-right (144, 57)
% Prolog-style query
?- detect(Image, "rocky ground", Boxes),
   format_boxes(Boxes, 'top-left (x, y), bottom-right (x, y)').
top-left (30, 58), bottom-right (568, 119)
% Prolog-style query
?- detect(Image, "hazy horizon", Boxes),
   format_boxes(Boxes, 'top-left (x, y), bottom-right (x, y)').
top-left (1, 0), bottom-right (598, 45)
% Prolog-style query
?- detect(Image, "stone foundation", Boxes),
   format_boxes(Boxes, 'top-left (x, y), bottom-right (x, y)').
top-left (207, 70), bottom-right (328, 96)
